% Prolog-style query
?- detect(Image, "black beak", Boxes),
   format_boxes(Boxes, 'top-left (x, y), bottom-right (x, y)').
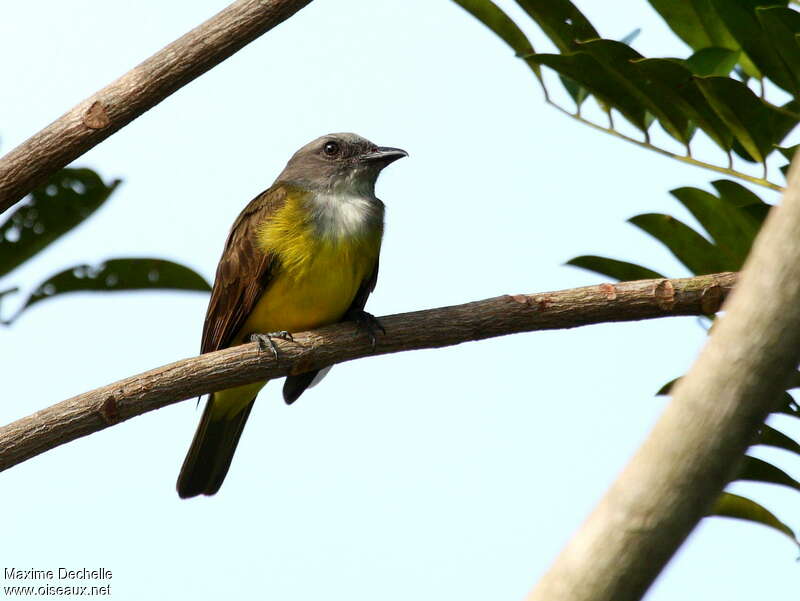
top-left (362, 146), bottom-right (409, 165)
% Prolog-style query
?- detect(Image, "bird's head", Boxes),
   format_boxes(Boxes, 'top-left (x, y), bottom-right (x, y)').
top-left (277, 133), bottom-right (407, 196)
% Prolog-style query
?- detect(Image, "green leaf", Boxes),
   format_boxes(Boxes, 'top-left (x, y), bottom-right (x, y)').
top-left (754, 424), bottom-right (800, 457)
top-left (452, 0), bottom-right (543, 80)
top-left (709, 492), bottom-right (798, 544)
top-left (656, 376), bottom-right (680, 396)
top-left (0, 169), bottom-right (119, 279)
top-left (578, 39), bottom-right (691, 143)
top-left (562, 22), bottom-right (646, 110)
top-left (632, 58), bottom-right (733, 151)
top-left (511, 0), bottom-right (603, 108)
top-left (647, 0), bottom-right (763, 78)
top-left (559, 75), bottom-right (589, 109)
top-left (628, 213), bottom-right (729, 274)
top-left (768, 100), bottom-right (800, 147)
top-left (733, 455), bottom-right (800, 492)
top-left (711, 179), bottom-right (768, 207)
top-left (13, 258), bottom-right (211, 321)
top-left (566, 256), bottom-right (665, 281)
top-left (647, 0), bottom-right (738, 50)
top-left (686, 47), bottom-right (740, 76)
top-left (731, 98), bottom-right (800, 163)
top-left (694, 76), bottom-right (775, 163)
top-left (552, 22), bottom-right (641, 110)
top-left (710, 0), bottom-right (794, 93)
top-left (557, 29), bottom-right (642, 113)
top-left (739, 100), bottom-right (800, 164)
top-left (514, 0), bottom-right (599, 52)
top-left (669, 186), bottom-right (760, 268)
top-left (711, 179), bottom-right (771, 223)
top-left (531, 52), bottom-right (649, 132)
top-left (756, 7), bottom-right (800, 94)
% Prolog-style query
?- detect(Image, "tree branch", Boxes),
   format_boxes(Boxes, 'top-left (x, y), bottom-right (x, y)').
top-left (0, 272), bottom-right (734, 472)
top-left (0, 0), bottom-right (314, 214)
top-left (528, 160), bottom-right (800, 600)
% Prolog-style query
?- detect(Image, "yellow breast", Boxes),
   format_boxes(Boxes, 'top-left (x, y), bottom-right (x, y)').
top-left (237, 190), bottom-right (382, 340)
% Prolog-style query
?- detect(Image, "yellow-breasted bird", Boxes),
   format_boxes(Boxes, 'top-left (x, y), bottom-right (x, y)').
top-left (177, 133), bottom-right (407, 498)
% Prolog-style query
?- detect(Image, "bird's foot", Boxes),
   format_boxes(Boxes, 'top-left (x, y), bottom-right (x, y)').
top-left (348, 310), bottom-right (385, 350)
top-left (250, 331), bottom-right (294, 361)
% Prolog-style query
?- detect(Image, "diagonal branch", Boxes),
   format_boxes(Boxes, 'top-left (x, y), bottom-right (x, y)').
top-left (527, 159), bottom-right (800, 600)
top-left (0, 0), bottom-right (314, 214)
top-left (0, 272), bottom-right (735, 472)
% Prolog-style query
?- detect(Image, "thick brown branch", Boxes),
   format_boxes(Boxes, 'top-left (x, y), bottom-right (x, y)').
top-left (0, 0), bottom-right (313, 214)
top-left (0, 272), bottom-right (734, 472)
top-left (528, 160), bottom-right (800, 600)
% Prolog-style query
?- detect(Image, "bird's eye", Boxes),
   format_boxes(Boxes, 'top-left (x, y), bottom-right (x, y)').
top-left (323, 141), bottom-right (340, 156)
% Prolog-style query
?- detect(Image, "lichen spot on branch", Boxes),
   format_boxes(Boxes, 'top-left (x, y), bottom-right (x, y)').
top-left (654, 279), bottom-right (676, 310)
top-left (84, 101), bottom-right (110, 129)
top-left (599, 283), bottom-right (617, 300)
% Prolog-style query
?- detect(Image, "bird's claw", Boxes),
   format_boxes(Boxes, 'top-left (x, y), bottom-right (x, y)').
top-left (350, 310), bottom-right (384, 350)
top-left (250, 331), bottom-right (294, 361)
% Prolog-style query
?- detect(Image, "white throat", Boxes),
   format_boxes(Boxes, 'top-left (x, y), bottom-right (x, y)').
top-left (310, 190), bottom-right (380, 239)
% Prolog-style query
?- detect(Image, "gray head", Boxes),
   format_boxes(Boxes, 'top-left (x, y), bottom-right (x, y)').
top-left (276, 133), bottom-right (407, 196)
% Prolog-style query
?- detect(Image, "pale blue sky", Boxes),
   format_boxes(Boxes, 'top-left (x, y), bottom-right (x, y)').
top-left (0, 1), bottom-right (797, 600)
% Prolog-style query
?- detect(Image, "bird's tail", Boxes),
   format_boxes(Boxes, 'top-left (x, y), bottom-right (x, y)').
top-left (176, 382), bottom-right (265, 498)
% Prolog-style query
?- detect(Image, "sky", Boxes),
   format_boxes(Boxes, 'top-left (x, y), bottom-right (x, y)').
top-left (0, 1), bottom-right (798, 600)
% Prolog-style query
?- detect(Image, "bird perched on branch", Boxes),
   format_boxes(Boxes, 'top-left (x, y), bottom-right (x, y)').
top-left (177, 133), bottom-right (407, 498)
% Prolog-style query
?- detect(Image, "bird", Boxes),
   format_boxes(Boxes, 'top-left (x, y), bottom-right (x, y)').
top-left (176, 133), bottom-right (407, 498)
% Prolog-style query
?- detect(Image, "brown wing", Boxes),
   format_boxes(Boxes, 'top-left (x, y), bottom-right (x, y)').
top-left (345, 258), bottom-right (379, 316)
top-left (200, 185), bottom-right (289, 354)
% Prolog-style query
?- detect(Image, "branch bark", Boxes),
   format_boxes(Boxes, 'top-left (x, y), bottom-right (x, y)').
top-left (0, 272), bottom-right (734, 472)
top-left (527, 162), bottom-right (800, 600)
top-left (0, 0), bottom-right (313, 214)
